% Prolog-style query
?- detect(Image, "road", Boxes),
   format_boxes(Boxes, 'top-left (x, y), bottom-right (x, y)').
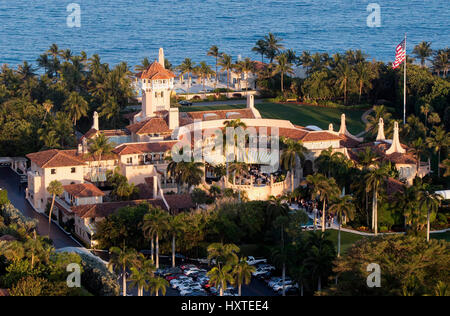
top-left (0, 167), bottom-right (80, 249)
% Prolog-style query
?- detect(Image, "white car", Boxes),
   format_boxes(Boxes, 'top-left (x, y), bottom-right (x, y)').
top-left (267, 277), bottom-right (283, 287)
top-left (257, 264), bottom-right (276, 271)
top-left (247, 256), bottom-right (267, 265)
top-left (272, 280), bottom-right (294, 291)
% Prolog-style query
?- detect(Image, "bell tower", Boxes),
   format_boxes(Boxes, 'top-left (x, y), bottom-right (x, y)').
top-left (137, 48), bottom-right (175, 122)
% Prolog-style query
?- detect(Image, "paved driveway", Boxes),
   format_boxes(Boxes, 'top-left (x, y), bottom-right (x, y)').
top-left (0, 167), bottom-right (80, 249)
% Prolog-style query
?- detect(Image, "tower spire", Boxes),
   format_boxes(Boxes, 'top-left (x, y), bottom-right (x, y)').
top-left (376, 118), bottom-right (385, 141)
top-left (159, 48), bottom-right (165, 68)
top-left (386, 121), bottom-right (406, 154)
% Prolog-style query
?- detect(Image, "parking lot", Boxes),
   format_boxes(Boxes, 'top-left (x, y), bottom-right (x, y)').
top-left (126, 256), bottom-right (298, 297)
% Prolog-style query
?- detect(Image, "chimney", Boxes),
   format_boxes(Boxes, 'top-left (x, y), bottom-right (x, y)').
top-left (328, 123), bottom-right (333, 132)
top-left (159, 48), bottom-right (165, 68)
top-left (77, 143), bottom-right (83, 155)
top-left (247, 94), bottom-right (255, 108)
top-left (153, 176), bottom-right (158, 198)
top-left (376, 118), bottom-right (386, 141)
top-left (82, 138), bottom-right (88, 154)
top-left (169, 107), bottom-right (179, 130)
top-left (338, 114), bottom-right (347, 135)
top-left (92, 111), bottom-right (99, 130)
top-left (386, 121), bottom-right (406, 155)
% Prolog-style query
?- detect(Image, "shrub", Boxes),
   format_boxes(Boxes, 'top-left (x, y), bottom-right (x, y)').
top-left (78, 252), bottom-right (119, 296)
top-left (0, 204), bottom-right (37, 232)
top-left (0, 189), bottom-right (8, 206)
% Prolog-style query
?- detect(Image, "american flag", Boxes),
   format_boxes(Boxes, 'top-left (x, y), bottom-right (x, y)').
top-left (392, 39), bottom-right (406, 69)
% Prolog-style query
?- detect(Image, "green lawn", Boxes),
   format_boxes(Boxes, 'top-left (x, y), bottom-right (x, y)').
top-left (179, 102), bottom-right (366, 135)
top-left (255, 103), bottom-right (366, 135)
top-left (324, 229), bottom-right (368, 254)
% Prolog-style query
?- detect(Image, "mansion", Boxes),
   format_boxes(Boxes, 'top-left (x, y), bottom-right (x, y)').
top-left (25, 48), bottom-right (430, 247)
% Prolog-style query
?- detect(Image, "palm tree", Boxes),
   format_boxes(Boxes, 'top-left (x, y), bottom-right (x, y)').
top-left (304, 231), bottom-right (335, 292)
top-left (168, 214), bottom-right (186, 268)
top-left (228, 162), bottom-right (249, 201)
top-left (149, 277), bottom-right (169, 296)
top-left (280, 137), bottom-right (308, 192)
top-left (356, 147), bottom-right (379, 169)
top-left (354, 62), bottom-right (373, 102)
top-left (197, 61), bottom-right (214, 92)
top-left (177, 58), bottom-right (195, 95)
top-left (129, 266), bottom-right (149, 297)
top-left (426, 125), bottom-right (449, 178)
top-left (365, 105), bottom-right (393, 137)
top-left (177, 161), bottom-right (205, 193)
top-left (432, 49), bottom-right (449, 77)
top-left (17, 61), bottom-right (36, 80)
top-left (207, 265), bottom-right (234, 296)
top-left (142, 207), bottom-right (169, 269)
top-left (240, 58), bottom-right (255, 91)
top-left (42, 100), bottom-right (54, 122)
top-left (46, 180), bottom-right (63, 235)
top-left (24, 231), bottom-right (46, 269)
top-left (290, 265), bottom-right (309, 296)
top-left (443, 158), bottom-right (450, 177)
top-left (328, 195), bottom-right (355, 257)
top-left (413, 41), bottom-right (433, 67)
top-left (306, 174), bottom-right (340, 232)
top-left (134, 57), bottom-right (151, 72)
top-left (219, 54), bottom-right (233, 93)
top-left (298, 51), bottom-right (312, 74)
top-left (37, 54), bottom-right (50, 74)
top-left (272, 215), bottom-right (290, 296)
top-left (131, 255), bottom-right (156, 296)
top-left (418, 188), bottom-right (442, 242)
top-left (252, 39), bottom-right (267, 63)
top-left (60, 49), bottom-right (73, 62)
top-left (263, 33), bottom-right (285, 63)
top-left (410, 137), bottom-right (428, 172)
top-left (88, 133), bottom-right (115, 183)
top-left (108, 246), bottom-right (138, 296)
top-left (420, 103), bottom-right (432, 126)
top-left (334, 60), bottom-right (354, 105)
top-left (232, 62), bottom-right (244, 90)
top-left (274, 53), bottom-right (294, 93)
top-left (207, 243), bottom-right (240, 267)
top-left (207, 45), bottom-right (222, 87)
top-left (365, 164), bottom-right (390, 235)
top-left (64, 91), bottom-right (88, 125)
top-left (232, 258), bottom-right (256, 296)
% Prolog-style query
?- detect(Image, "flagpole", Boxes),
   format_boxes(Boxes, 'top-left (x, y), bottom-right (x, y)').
top-left (403, 33), bottom-right (407, 125)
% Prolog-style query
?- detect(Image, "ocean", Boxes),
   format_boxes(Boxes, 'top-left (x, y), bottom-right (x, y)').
top-left (0, 0), bottom-right (448, 68)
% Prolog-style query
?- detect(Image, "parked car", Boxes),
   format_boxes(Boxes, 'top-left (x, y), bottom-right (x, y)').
top-left (247, 256), bottom-right (267, 265)
top-left (179, 100), bottom-right (193, 106)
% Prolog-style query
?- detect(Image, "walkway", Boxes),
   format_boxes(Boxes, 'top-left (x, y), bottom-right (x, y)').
top-left (355, 108), bottom-right (374, 138)
top-left (0, 167), bottom-right (80, 249)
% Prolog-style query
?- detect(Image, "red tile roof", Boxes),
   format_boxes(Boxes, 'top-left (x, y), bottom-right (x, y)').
top-left (0, 289), bottom-right (9, 297)
top-left (186, 109), bottom-right (256, 122)
top-left (113, 141), bottom-right (178, 155)
top-left (126, 117), bottom-right (171, 135)
top-left (300, 131), bottom-right (342, 142)
top-left (136, 61), bottom-right (175, 80)
top-left (27, 150), bottom-right (86, 168)
top-left (0, 235), bottom-right (17, 242)
top-left (164, 194), bottom-right (195, 211)
top-left (386, 177), bottom-right (405, 195)
top-left (72, 199), bottom-right (168, 219)
top-left (63, 183), bottom-right (105, 198)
